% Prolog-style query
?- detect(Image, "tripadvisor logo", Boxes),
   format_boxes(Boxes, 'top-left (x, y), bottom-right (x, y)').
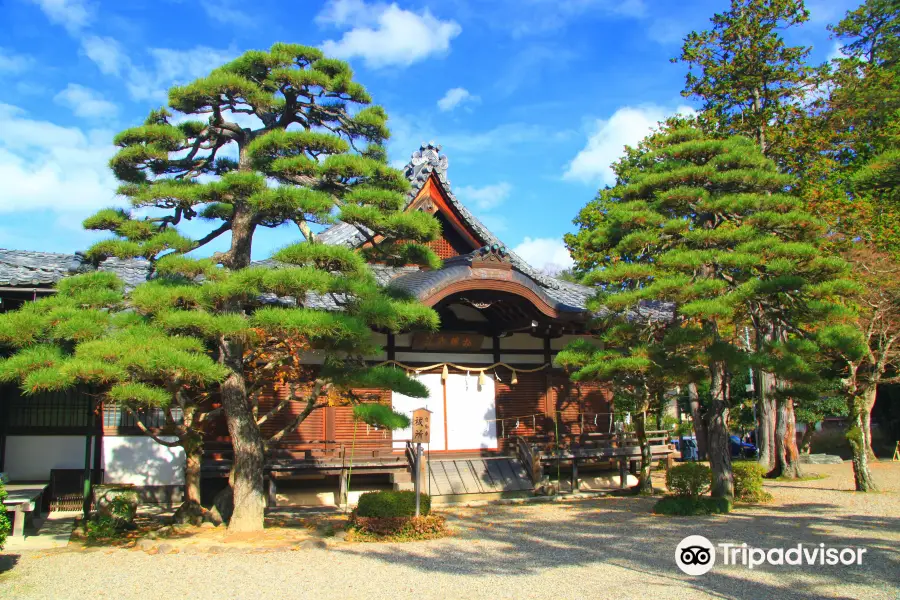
top-left (676, 535), bottom-right (716, 575)
top-left (676, 536), bottom-right (868, 575)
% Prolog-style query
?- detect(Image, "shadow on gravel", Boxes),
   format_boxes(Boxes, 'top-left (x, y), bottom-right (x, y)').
top-left (338, 495), bottom-right (900, 600)
top-left (0, 555), bottom-right (19, 574)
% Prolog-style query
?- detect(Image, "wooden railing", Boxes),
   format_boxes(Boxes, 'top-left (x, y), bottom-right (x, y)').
top-left (515, 436), bottom-right (544, 485)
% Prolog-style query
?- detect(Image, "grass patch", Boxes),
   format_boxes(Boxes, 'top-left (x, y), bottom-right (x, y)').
top-left (774, 473), bottom-right (827, 482)
top-left (653, 496), bottom-right (732, 516)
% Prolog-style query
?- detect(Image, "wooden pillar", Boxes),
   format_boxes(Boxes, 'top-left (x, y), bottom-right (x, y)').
top-left (387, 333), bottom-right (396, 361)
top-left (82, 395), bottom-right (95, 518)
top-left (267, 475), bottom-right (277, 508)
top-left (0, 387), bottom-right (8, 472)
top-left (571, 457), bottom-right (579, 494)
top-left (92, 403), bottom-right (103, 484)
top-left (492, 336), bottom-right (501, 364)
top-left (338, 469), bottom-right (348, 507)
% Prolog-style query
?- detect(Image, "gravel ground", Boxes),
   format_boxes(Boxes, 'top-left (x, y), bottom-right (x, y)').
top-left (1, 461), bottom-right (898, 600)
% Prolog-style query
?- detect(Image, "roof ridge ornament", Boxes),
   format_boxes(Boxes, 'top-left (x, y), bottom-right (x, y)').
top-left (404, 142), bottom-right (449, 184)
top-left (471, 244), bottom-right (512, 270)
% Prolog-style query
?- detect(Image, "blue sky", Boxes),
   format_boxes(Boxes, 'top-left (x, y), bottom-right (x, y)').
top-left (0, 0), bottom-right (857, 272)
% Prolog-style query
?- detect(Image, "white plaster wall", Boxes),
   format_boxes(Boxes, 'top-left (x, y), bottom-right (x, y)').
top-left (501, 333), bottom-right (545, 350)
top-left (4, 436), bottom-right (91, 481)
top-left (551, 335), bottom-right (601, 350)
top-left (102, 436), bottom-right (184, 486)
top-left (501, 354), bottom-right (545, 365)
top-left (394, 351), bottom-right (494, 365)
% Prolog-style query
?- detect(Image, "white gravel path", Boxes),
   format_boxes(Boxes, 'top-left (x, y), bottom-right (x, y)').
top-left (1, 461), bottom-right (898, 600)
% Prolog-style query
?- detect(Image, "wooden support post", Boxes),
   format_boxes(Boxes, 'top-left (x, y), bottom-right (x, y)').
top-left (338, 469), bottom-right (348, 507)
top-left (617, 426), bottom-right (627, 489)
top-left (571, 458), bottom-right (579, 494)
top-left (267, 475), bottom-right (277, 508)
top-left (666, 452), bottom-right (675, 471)
top-left (82, 396), bottom-right (95, 519)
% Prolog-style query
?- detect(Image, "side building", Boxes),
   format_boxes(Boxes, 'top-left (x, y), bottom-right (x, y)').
top-left (0, 143), bottom-right (615, 506)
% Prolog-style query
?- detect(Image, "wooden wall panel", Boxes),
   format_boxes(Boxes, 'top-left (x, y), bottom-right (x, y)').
top-left (495, 371), bottom-right (551, 451)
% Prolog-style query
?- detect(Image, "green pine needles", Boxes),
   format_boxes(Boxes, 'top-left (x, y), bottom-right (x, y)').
top-left (563, 126), bottom-right (853, 500)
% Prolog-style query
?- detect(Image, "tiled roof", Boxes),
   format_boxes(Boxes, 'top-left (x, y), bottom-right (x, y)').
top-left (317, 142), bottom-right (596, 311)
top-left (2, 145), bottom-right (598, 313)
top-left (0, 249), bottom-right (151, 289)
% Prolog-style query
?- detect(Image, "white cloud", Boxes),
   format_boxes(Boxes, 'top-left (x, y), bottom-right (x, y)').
top-left (28, 0), bottom-right (94, 34)
top-left (437, 87), bottom-right (478, 111)
top-left (80, 35), bottom-right (127, 76)
top-left (80, 37), bottom-right (235, 102)
top-left (564, 104), bottom-right (696, 185)
top-left (318, 0), bottom-right (461, 68)
top-left (54, 84), bottom-right (118, 119)
top-left (0, 49), bottom-right (35, 74)
top-left (502, 0), bottom-right (646, 37)
top-left (201, 0), bottom-right (254, 26)
top-left (647, 18), bottom-right (685, 45)
top-left (456, 182), bottom-right (512, 211)
top-left (0, 103), bottom-right (118, 215)
top-left (513, 237), bottom-right (573, 274)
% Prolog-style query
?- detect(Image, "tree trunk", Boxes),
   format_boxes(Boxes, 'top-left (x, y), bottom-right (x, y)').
top-left (799, 423), bottom-right (816, 455)
top-left (687, 383), bottom-right (708, 460)
top-left (226, 207), bottom-right (256, 270)
top-left (848, 404), bottom-right (877, 492)
top-left (769, 396), bottom-right (802, 479)
top-left (219, 338), bottom-right (266, 532)
top-left (634, 409), bottom-right (653, 494)
top-left (861, 386), bottom-right (877, 459)
top-left (184, 442), bottom-right (202, 505)
top-left (708, 362), bottom-right (734, 501)
top-left (756, 370), bottom-right (777, 471)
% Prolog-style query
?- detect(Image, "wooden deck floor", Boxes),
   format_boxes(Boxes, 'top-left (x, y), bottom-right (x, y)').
top-left (426, 457), bottom-right (533, 496)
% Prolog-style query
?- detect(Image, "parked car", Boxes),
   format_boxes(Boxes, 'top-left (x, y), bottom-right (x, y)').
top-left (730, 435), bottom-right (758, 459)
top-left (670, 436), bottom-right (699, 461)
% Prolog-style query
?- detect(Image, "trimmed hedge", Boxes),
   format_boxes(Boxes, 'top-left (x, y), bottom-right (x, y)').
top-left (653, 496), bottom-right (732, 516)
top-left (350, 515), bottom-right (447, 539)
top-left (665, 463), bottom-right (712, 499)
top-left (356, 490), bottom-right (430, 518)
top-left (732, 461), bottom-right (773, 503)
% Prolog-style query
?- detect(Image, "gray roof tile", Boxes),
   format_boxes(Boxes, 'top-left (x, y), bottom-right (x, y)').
top-left (317, 143), bottom-right (596, 311)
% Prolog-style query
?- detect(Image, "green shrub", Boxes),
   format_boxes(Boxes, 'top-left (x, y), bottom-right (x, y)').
top-left (356, 490), bottom-right (430, 518)
top-left (348, 515), bottom-right (448, 541)
top-left (0, 482), bottom-right (8, 550)
top-left (732, 461), bottom-right (773, 503)
top-left (85, 515), bottom-right (119, 540)
top-left (666, 463), bottom-right (712, 499)
top-left (653, 496), bottom-right (732, 516)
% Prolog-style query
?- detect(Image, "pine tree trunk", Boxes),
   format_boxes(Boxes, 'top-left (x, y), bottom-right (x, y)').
top-left (226, 207), bottom-right (256, 270)
top-left (219, 338), bottom-right (266, 532)
top-left (861, 386), bottom-right (877, 459)
top-left (184, 443), bottom-right (202, 505)
top-left (687, 383), bottom-right (708, 460)
top-left (769, 396), bottom-right (802, 479)
top-left (799, 423), bottom-right (816, 455)
top-left (634, 409), bottom-right (653, 494)
top-left (849, 406), bottom-right (876, 492)
top-left (708, 362), bottom-right (733, 501)
top-left (756, 370), bottom-right (777, 471)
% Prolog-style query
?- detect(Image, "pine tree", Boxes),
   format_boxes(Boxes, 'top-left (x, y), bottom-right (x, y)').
top-left (0, 272), bottom-right (228, 514)
top-left (2, 44), bottom-right (441, 532)
top-left (819, 0), bottom-right (900, 251)
top-left (675, 0), bottom-right (831, 472)
top-left (675, 0), bottom-right (824, 168)
top-left (564, 126), bottom-right (850, 498)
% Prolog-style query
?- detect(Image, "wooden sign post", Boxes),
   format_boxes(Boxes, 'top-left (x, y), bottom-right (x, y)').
top-left (412, 408), bottom-right (432, 517)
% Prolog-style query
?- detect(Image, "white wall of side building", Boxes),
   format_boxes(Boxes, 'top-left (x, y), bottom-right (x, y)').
top-left (4, 435), bottom-right (91, 480)
top-left (102, 436), bottom-right (185, 486)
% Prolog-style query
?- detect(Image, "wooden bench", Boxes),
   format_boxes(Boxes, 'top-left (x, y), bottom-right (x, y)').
top-left (3, 483), bottom-right (49, 539)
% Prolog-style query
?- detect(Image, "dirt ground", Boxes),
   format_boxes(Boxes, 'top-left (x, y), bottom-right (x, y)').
top-left (1, 460), bottom-right (898, 600)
